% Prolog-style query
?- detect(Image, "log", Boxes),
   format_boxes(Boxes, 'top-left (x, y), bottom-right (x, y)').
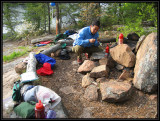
top-left (99, 37), bottom-right (129, 43)
top-left (99, 38), bottom-right (116, 43)
top-left (31, 35), bottom-right (56, 44)
top-left (41, 43), bottom-right (62, 56)
top-left (26, 52), bottom-right (37, 72)
top-left (21, 52), bottom-right (39, 83)
top-left (56, 39), bottom-right (74, 46)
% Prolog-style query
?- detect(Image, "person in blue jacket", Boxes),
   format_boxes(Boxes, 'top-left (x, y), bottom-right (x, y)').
top-left (72, 20), bottom-right (103, 64)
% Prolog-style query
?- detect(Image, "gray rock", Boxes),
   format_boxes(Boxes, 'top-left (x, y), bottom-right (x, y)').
top-left (135, 35), bottom-right (146, 53)
top-left (82, 73), bottom-right (94, 88)
top-left (99, 56), bottom-right (116, 69)
top-left (110, 44), bottom-right (136, 67)
top-left (83, 85), bottom-right (98, 102)
top-left (90, 65), bottom-right (110, 78)
top-left (116, 64), bottom-right (124, 70)
top-left (133, 32), bottom-right (157, 93)
top-left (100, 80), bottom-right (133, 103)
top-left (77, 60), bottom-right (96, 73)
top-left (90, 51), bottom-right (105, 60)
top-left (15, 62), bottom-right (27, 74)
top-left (127, 32), bottom-right (140, 41)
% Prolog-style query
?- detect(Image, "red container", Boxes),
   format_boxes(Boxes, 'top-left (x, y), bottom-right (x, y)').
top-left (105, 43), bottom-right (109, 57)
top-left (119, 33), bottom-right (123, 44)
top-left (105, 44), bottom-right (109, 53)
top-left (35, 100), bottom-right (45, 119)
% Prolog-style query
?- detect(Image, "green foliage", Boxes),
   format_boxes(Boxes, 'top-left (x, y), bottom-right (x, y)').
top-left (3, 46), bottom-right (32, 62)
top-left (3, 3), bottom-right (19, 36)
top-left (3, 51), bottom-right (27, 62)
top-left (23, 3), bottom-right (48, 31)
top-left (78, 3), bottom-right (101, 26)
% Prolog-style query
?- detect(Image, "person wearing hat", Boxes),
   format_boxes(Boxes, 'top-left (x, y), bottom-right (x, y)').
top-left (72, 20), bottom-right (103, 64)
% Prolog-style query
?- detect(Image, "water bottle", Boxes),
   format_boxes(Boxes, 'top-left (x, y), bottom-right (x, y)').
top-left (119, 33), bottom-right (123, 44)
top-left (105, 43), bottom-right (109, 57)
top-left (35, 100), bottom-right (45, 119)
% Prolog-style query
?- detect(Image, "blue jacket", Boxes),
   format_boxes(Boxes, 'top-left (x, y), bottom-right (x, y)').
top-left (73, 26), bottom-right (100, 47)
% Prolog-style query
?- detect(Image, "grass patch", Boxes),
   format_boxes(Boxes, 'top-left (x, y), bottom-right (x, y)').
top-left (3, 46), bottom-right (33, 62)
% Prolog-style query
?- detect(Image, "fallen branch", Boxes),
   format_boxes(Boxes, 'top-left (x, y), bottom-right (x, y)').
top-left (31, 35), bottom-right (56, 44)
top-left (41, 43), bottom-right (62, 56)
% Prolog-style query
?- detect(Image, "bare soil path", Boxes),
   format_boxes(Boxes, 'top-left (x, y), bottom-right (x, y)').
top-left (2, 37), bottom-right (157, 119)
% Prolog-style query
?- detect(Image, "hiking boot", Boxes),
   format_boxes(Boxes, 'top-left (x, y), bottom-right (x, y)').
top-left (77, 58), bottom-right (83, 65)
top-left (85, 53), bottom-right (90, 60)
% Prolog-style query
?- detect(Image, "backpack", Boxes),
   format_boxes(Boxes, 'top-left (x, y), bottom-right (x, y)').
top-left (12, 80), bottom-right (23, 102)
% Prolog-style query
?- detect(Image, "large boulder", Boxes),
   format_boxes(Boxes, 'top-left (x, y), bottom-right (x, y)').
top-left (90, 65), bottom-right (110, 78)
top-left (110, 44), bottom-right (136, 67)
top-left (100, 80), bottom-right (133, 103)
top-left (133, 32), bottom-right (157, 93)
top-left (77, 60), bottom-right (96, 73)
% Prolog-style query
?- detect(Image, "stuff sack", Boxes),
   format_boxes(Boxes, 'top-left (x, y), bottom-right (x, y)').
top-left (12, 80), bottom-right (23, 102)
top-left (13, 101), bottom-right (36, 118)
top-left (59, 49), bottom-right (70, 60)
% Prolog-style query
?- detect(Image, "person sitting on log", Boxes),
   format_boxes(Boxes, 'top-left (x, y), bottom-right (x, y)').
top-left (72, 20), bottom-right (103, 64)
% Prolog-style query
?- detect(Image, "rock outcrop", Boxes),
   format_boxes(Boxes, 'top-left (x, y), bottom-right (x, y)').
top-left (133, 32), bottom-right (157, 93)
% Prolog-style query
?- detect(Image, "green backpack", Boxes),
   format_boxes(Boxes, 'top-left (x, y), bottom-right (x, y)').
top-left (12, 80), bottom-right (23, 102)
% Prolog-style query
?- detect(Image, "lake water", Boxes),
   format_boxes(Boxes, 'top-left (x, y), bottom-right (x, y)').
top-left (3, 4), bottom-right (64, 34)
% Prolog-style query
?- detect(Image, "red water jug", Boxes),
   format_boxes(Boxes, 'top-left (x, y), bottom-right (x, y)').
top-left (119, 33), bottom-right (123, 44)
top-left (35, 100), bottom-right (45, 119)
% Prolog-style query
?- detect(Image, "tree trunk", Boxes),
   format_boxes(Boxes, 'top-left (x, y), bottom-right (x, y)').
top-left (56, 3), bottom-right (60, 35)
top-left (96, 3), bottom-right (101, 21)
top-left (48, 3), bottom-right (51, 34)
top-left (41, 43), bottom-right (61, 56)
top-left (44, 4), bottom-right (46, 32)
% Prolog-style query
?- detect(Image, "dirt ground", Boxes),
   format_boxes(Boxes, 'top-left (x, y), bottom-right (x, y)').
top-left (2, 33), bottom-right (158, 119)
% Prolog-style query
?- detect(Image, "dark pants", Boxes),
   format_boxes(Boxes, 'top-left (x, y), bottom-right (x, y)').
top-left (72, 45), bottom-right (103, 59)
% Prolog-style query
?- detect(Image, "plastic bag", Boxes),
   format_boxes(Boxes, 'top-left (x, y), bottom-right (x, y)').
top-left (36, 86), bottom-right (61, 111)
top-left (3, 96), bottom-right (16, 114)
top-left (23, 86), bottom-right (38, 103)
top-left (23, 85), bottom-right (61, 112)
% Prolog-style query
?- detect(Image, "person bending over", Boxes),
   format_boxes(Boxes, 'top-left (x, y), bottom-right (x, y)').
top-left (72, 20), bottom-right (103, 64)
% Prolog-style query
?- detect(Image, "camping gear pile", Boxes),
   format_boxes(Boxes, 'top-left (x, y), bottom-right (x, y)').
top-left (3, 29), bottom-right (78, 118)
top-left (7, 52), bottom-right (61, 119)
